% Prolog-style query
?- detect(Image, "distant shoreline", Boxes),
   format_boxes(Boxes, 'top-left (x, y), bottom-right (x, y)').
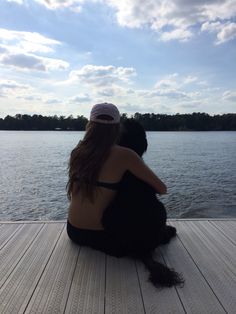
top-left (0, 112), bottom-right (236, 131)
top-left (1, 129), bottom-right (236, 132)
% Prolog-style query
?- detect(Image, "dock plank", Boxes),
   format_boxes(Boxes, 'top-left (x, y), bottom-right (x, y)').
top-left (193, 220), bottom-right (236, 274)
top-left (0, 223), bottom-right (64, 314)
top-left (210, 220), bottom-right (236, 244)
top-left (24, 226), bottom-right (79, 314)
top-left (160, 224), bottom-right (226, 314)
top-left (64, 246), bottom-right (106, 314)
top-left (0, 223), bottom-right (43, 288)
top-left (172, 220), bottom-right (236, 313)
top-left (105, 256), bottom-right (144, 314)
top-left (0, 223), bottom-right (23, 249)
top-left (136, 250), bottom-right (185, 314)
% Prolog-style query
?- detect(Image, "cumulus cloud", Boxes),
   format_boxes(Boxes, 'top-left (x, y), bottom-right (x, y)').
top-left (155, 73), bottom-right (179, 89)
top-left (6, 0), bottom-right (23, 4)
top-left (0, 28), bottom-right (69, 71)
top-left (216, 22), bottom-right (236, 44)
top-left (155, 73), bottom-right (200, 90)
top-left (201, 21), bottom-right (236, 44)
top-left (97, 88), bottom-right (116, 97)
top-left (0, 79), bottom-right (30, 97)
top-left (183, 76), bottom-right (198, 85)
top-left (69, 64), bottom-right (136, 86)
top-left (146, 89), bottom-right (189, 100)
top-left (0, 79), bottom-right (29, 91)
top-left (138, 73), bottom-right (205, 101)
top-left (20, 95), bottom-right (42, 101)
top-left (0, 52), bottom-right (69, 71)
top-left (0, 28), bottom-right (61, 54)
top-left (119, 103), bottom-right (155, 113)
top-left (0, 46), bottom-right (8, 54)
top-left (159, 28), bottom-right (193, 42)
top-left (223, 90), bottom-right (236, 102)
top-left (64, 64), bottom-right (137, 100)
top-left (105, 0), bottom-right (236, 43)
top-left (69, 93), bottom-right (92, 103)
top-left (1, 53), bottom-right (46, 71)
top-left (34, 0), bottom-right (84, 11)
top-left (8, 1), bottom-right (236, 43)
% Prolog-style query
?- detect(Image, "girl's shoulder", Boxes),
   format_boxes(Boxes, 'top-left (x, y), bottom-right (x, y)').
top-left (112, 144), bottom-right (136, 155)
top-left (111, 145), bottom-right (140, 164)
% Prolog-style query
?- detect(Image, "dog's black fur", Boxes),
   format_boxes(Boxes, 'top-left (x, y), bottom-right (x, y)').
top-left (102, 118), bottom-right (184, 288)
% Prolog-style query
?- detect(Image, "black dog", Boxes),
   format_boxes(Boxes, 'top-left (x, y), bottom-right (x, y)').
top-left (102, 118), bottom-right (184, 288)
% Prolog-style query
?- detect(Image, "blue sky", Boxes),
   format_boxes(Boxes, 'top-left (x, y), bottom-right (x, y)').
top-left (0, 0), bottom-right (236, 118)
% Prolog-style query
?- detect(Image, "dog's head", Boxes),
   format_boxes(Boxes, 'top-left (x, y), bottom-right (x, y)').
top-left (118, 118), bottom-right (147, 157)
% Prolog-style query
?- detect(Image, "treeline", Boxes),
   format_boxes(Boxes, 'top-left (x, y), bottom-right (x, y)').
top-left (132, 112), bottom-right (236, 131)
top-left (0, 114), bottom-right (88, 131)
top-left (0, 112), bottom-right (236, 131)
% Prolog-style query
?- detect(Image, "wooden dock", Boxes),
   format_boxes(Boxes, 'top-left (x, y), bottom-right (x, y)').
top-left (0, 219), bottom-right (235, 313)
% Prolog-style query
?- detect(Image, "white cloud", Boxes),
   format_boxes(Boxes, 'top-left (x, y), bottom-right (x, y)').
top-left (216, 22), bottom-right (236, 44)
top-left (34, 0), bottom-right (84, 11)
top-left (97, 88), bottom-right (116, 97)
top-left (155, 73), bottom-right (179, 89)
top-left (202, 0), bottom-right (236, 20)
top-left (105, 0), bottom-right (236, 43)
top-left (0, 29), bottom-right (69, 71)
top-left (1, 53), bottom-right (46, 71)
top-left (0, 28), bottom-right (61, 54)
top-left (44, 98), bottom-right (61, 104)
top-left (159, 28), bottom-right (193, 42)
top-left (6, 0), bottom-right (23, 4)
top-left (20, 95), bottom-right (42, 101)
top-left (119, 103), bottom-right (155, 113)
top-left (63, 68), bottom-right (207, 112)
top-left (69, 64), bottom-right (136, 86)
top-left (183, 76), bottom-right (198, 85)
top-left (155, 73), bottom-right (200, 90)
top-left (0, 79), bottom-right (30, 98)
top-left (69, 93), bottom-right (92, 103)
top-left (201, 21), bottom-right (221, 33)
top-left (138, 73), bottom-right (206, 101)
top-left (7, 1), bottom-right (236, 43)
top-left (0, 79), bottom-right (29, 91)
top-left (201, 21), bottom-right (236, 44)
top-left (0, 46), bottom-right (8, 54)
top-left (147, 89), bottom-right (190, 100)
top-left (223, 90), bottom-right (236, 102)
top-left (0, 52), bottom-right (69, 71)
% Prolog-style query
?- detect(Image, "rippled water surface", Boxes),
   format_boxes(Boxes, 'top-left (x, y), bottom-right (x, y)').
top-left (0, 131), bottom-right (235, 220)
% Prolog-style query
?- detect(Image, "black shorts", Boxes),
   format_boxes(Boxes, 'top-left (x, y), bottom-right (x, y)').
top-left (66, 220), bottom-right (127, 257)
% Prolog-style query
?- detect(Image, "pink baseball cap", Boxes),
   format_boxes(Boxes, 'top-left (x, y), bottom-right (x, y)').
top-left (90, 103), bottom-right (120, 124)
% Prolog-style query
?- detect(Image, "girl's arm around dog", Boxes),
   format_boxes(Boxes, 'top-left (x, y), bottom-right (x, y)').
top-left (119, 146), bottom-right (167, 195)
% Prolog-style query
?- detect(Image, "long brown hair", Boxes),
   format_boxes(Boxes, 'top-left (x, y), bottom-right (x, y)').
top-left (67, 120), bottom-right (120, 201)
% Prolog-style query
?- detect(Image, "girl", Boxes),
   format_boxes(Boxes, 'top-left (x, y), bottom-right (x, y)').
top-left (67, 103), bottom-right (183, 287)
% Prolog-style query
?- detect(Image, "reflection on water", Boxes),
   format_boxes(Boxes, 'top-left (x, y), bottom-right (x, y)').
top-left (0, 131), bottom-right (236, 220)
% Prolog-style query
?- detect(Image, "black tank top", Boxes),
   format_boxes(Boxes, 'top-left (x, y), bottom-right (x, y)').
top-left (95, 181), bottom-right (120, 190)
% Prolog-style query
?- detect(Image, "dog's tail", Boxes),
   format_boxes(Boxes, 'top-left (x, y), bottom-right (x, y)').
top-left (141, 253), bottom-right (184, 288)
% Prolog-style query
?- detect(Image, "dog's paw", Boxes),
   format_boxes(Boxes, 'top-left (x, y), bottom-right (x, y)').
top-left (166, 225), bottom-right (177, 237)
top-left (160, 225), bottom-right (177, 244)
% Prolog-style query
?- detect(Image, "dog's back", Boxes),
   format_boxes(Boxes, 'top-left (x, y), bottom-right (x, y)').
top-left (102, 119), bottom-right (167, 255)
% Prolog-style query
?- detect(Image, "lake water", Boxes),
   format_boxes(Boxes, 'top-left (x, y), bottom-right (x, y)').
top-left (0, 131), bottom-right (236, 220)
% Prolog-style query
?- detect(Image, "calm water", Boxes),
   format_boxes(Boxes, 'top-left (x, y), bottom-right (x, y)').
top-left (0, 131), bottom-right (236, 220)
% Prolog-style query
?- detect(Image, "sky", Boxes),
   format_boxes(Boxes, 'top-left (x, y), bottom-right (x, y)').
top-left (0, 0), bottom-right (236, 118)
